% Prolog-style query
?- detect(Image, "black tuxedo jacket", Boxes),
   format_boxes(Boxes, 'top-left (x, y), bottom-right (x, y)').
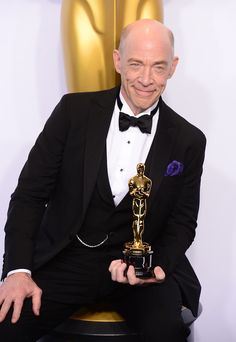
top-left (2, 87), bottom-right (206, 316)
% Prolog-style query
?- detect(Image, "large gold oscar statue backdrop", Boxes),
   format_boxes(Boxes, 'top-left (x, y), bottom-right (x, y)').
top-left (61, 0), bottom-right (163, 92)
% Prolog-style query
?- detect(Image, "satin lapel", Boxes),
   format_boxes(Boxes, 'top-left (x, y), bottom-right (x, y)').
top-left (82, 88), bottom-right (119, 218)
top-left (147, 99), bottom-right (178, 207)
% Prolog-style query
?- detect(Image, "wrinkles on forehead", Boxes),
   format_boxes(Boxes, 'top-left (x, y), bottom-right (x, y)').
top-left (119, 19), bottom-right (174, 56)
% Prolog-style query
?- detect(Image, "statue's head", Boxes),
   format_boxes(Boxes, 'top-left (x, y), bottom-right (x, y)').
top-left (137, 163), bottom-right (145, 176)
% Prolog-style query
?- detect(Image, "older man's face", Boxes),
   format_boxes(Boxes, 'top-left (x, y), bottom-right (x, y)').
top-left (113, 26), bottom-right (178, 115)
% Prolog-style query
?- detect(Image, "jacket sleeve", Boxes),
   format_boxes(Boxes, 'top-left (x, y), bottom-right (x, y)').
top-left (152, 130), bottom-right (206, 276)
top-left (2, 95), bottom-right (70, 278)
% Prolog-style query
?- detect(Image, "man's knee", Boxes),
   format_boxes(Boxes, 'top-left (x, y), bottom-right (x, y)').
top-left (138, 316), bottom-right (189, 342)
top-left (0, 300), bottom-right (40, 342)
top-left (0, 319), bottom-right (34, 342)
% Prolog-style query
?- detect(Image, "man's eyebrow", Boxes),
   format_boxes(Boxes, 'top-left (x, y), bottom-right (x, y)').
top-left (127, 58), bottom-right (142, 63)
top-left (153, 60), bottom-right (168, 66)
top-left (127, 58), bottom-right (168, 66)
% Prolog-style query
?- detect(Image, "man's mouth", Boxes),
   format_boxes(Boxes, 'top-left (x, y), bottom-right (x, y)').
top-left (134, 88), bottom-right (155, 97)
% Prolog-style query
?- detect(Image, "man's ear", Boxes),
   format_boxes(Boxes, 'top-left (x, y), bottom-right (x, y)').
top-left (168, 56), bottom-right (179, 79)
top-left (113, 49), bottom-right (121, 74)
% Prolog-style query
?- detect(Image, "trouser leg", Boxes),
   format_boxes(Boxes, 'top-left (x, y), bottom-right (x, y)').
top-left (0, 296), bottom-right (79, 342)
top-left (0, 240), bottom-right (106, 342)
top-left (111, 277), bottom-right (190, 342)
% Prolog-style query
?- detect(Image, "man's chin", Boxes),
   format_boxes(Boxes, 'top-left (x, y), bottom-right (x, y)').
top-left (134, 98), bottom-right (158, 111)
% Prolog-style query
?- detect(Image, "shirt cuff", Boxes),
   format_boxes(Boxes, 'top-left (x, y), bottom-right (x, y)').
top-left (7, 269), bottom-right (31, 277)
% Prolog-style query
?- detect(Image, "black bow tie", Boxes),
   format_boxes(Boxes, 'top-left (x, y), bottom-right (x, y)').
top-left (117, 94), bottom-right (159, 134)
top-left (119, 112), bottom-right (153, 133)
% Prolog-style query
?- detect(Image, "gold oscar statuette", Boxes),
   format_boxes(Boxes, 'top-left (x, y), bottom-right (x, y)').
top-left (61, 0), bottom-right (163, 92)
top-left (123, 163), bottom-right (153, 278)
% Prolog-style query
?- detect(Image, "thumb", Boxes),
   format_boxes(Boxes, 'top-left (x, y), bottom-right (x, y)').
top-left (153, 266), bottom-right (166, 282)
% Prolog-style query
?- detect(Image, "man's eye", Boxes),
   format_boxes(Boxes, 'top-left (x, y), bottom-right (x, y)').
top-left (155, 65), bottom-right (164, 70)
top-left (154, 65), bottom-right (166, 73)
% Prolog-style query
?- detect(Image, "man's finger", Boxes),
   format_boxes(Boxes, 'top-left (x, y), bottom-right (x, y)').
top-left (31, 288), bottom-right (42, 316)
top-left (109, 261), bottom-right (121, 281)
top-left (115, 262), bottom-right (128, 283)
top-left (153, 266), bottom-right (166, 282)
top-left (126, 265), bottom-right (142, 285)
top-left (0, 298), bottom-right (12, 322)
top-left (108, 259), bottom-right (121, 273)
top-left (109, 260), bottom-right (128, 283)
top-left (11, 299), bottom-right (24, 323)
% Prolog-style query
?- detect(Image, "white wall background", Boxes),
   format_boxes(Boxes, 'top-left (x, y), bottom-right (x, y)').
top-left (0, 0), bottom-right (235, 341)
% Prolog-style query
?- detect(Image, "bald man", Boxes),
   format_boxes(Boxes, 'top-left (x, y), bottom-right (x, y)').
top-left (0, 19), bottom-right (206, 341)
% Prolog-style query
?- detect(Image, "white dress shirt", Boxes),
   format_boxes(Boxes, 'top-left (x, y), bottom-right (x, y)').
top-left (106, 92), bottom-right (159, 206)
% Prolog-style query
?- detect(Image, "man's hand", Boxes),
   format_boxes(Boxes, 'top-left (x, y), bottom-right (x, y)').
top-left (0, 272), bottom-right (42, 323)
top-left (109, 259), bottom-right (165, 285)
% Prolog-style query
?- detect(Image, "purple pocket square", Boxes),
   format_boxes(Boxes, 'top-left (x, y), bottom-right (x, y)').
top-left (165, 160), bottom-right (184, 176)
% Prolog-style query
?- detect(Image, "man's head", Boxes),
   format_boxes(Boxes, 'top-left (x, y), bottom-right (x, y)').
top-left (113, 19), bottom-right (179, 115)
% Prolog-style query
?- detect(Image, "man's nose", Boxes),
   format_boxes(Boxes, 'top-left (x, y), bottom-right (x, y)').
top-left (139, 67), bottom-right (153, 85)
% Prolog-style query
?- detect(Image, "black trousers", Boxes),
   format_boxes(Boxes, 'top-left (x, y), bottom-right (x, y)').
top-left (0, 239), bottom-right (189, 342)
